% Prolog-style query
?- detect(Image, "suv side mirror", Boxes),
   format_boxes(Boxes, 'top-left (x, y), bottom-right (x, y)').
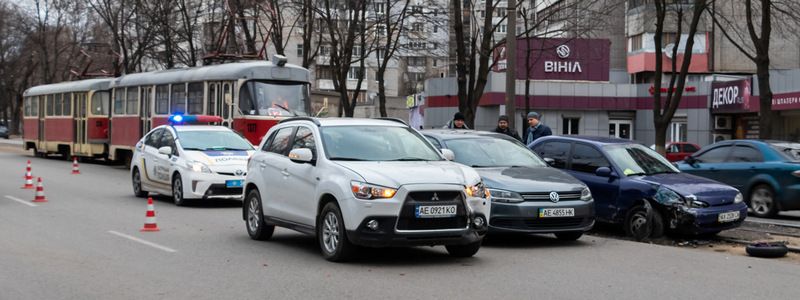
top-left (440, 148), bottom-right (455, 161)
top-left (289, 148), bottom-right (314, 164)
top-left (543, 157), bottom-right (555, 166)
top-left (158, 146), bottom-right (172, 156)
top-left (595, 167), bottom-right (614, 177)
top-left (684, 156), bottom-right (697, 166)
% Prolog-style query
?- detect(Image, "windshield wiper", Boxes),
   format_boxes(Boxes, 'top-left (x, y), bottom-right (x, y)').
top-left (273, 104), bottom-right (297, 116)
top-left (182, 147), bottom-right (205, 151)
top-left (389, 157), bottom-right (431, 161)
top-left (329, 157), bottom-right (367, 161)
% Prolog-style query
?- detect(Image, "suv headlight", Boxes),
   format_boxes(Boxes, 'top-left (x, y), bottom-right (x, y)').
top-left (489, 189), bottom-right (524, 203)
top-left (187, 161), bottom-right (211, 173)
top-left (734, 192), bottom-right (743, 203)
top-left (351, 181), bottom-right (397, 200)
top-left (580, 187), bottom-right (592, 201)
top-left (465, 182), bottom-right (489, 198)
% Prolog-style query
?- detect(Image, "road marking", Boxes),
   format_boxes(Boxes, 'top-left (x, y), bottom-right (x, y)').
top-left (4, 195), bottom-right (37, 207)
top-left (107, 230), bottom-right (177, 253)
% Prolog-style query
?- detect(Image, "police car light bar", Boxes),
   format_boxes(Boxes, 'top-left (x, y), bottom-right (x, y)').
top-left (168, 114), bottom-right (223, 124)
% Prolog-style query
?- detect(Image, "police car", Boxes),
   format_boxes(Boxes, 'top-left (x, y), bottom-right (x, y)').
top-left (130, 115), bottom-right (255, 205)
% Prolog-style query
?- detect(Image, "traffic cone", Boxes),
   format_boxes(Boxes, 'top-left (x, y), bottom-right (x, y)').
top-left (71, 157), bottom-right (80, 175)
top-left (140, 197), bottom-right (160, 232)
top-left (32, 177), bottom-right (47, 203)
top-left (21, 161), bottom-right (34, 189)
top-left (24, 160), bottom-right (31, 178)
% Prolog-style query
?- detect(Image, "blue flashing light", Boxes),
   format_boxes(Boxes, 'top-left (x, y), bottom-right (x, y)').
top-left (171, 114), bottom-right (184, 123)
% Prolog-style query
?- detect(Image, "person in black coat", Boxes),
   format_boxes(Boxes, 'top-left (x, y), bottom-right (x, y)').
top-left (524, 111), bottom-right (552, 148)
top-left (443, 112), bottom-right (470, 129)
top-left (493, 115), bottom-right (521, 141)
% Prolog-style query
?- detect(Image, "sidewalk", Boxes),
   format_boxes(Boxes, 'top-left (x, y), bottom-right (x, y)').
top-left (0, 137), bottom-right (23, 146)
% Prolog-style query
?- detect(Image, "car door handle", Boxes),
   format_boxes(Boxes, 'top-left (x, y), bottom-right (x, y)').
top-left (281, 169), bottom-right (290, 177)
top-left (258, 162), bottom-right (267, 169)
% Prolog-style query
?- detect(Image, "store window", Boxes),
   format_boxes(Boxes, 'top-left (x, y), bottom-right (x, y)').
top-left (562, 117), bottom-right (579, 135)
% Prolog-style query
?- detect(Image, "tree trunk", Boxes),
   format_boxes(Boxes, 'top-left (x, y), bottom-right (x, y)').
top-left (756, 61), bottom-right (773, 139)
top-left (654, 120), bottom-right (668, 155)
top-left (378, 70), bottom-right (387, 117)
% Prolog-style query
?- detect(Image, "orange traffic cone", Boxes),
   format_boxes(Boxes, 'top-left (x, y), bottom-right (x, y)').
top-left (21, 161), bottom-right (34, 189)
top-left (71, 157), bottom-right (80, 175)
top-left (141, 197), bottom-right (160, 232)
top-left (32, 177), bottom-right (47, 203)
top-left (23, 160), bottom-right (31, 178)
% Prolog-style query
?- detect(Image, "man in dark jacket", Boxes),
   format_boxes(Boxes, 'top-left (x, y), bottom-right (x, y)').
top-left (443, 112), bottom-right (469, 129)
top-left (493, 115), bottom-right (521, 141)
top-left (525, 111), bottom-right (552, 148)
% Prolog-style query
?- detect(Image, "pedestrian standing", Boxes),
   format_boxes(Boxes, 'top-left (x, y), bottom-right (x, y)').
top-left (525, 112), bottom-right (552, 148)
top-left (443, 112), bottom-right (470, 129)
top-left (494, 115), bottom-right (521, 141)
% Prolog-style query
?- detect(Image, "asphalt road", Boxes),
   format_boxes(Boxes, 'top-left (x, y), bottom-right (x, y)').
top-left (1, 150), bottom-right (799, 299)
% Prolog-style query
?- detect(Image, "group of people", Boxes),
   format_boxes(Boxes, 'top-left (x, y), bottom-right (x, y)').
top-left (443, 111), bottom-right (552, 148)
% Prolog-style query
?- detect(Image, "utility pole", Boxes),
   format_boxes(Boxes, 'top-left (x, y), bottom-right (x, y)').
top-left (505, 5), bottom-right (517, 130)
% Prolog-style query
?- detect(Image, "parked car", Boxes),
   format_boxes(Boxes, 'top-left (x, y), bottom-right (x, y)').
top-left (423, 130), bottom-right (594, 241)
top-left (650, 142), bottom-right (700, 162)
top-left (531, 136), bottom-right (747, 241)
top-left (243, 117), bottom-right (490, 261)
top-left (0, 123), bottom-right (8, 139)
top-left (677, 140), bottom-right (800, 218)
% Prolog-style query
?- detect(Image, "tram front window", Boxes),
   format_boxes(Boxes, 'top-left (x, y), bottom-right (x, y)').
top-left (239, 81), bottom-right (310, 116)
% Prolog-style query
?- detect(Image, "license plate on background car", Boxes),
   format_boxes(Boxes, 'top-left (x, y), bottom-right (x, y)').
top-left (539, 208), bottom-right (575, 218)
top-left (415, 205), bottom-right (457, 218)
top-left (718, 211), bottom-right (740, 223)
top-left (226, 180), bottom-right (243, 188)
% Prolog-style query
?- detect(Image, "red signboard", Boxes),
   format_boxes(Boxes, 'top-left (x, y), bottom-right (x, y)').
top-left (494, 38), bottom-right (610, 82)
top-left (772, 91), bottom-right (800, 110)
top-left (710, 79), bottom-right (754, 113)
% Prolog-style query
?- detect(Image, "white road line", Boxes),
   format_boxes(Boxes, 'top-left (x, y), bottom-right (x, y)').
top-left (4, 195), bottom-right (37, 207)
top-left (107, 230), bottom-right (177, 253)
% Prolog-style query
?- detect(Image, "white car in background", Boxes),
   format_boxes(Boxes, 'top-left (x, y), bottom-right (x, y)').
top-left (242, 117), bottom-right (490, 262)
top-left (131, 123), bottom-right (254, 206)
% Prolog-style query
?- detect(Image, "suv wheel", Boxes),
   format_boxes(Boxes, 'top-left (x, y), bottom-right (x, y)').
top-left (245, 190), bottom-right (274, 240)
top-left (445, 241), bottom-right (482, 258)
top-left (749, 184), bottom-right (778, 218)
top-left (132, 168), bottom-right (147, 198)
top-left (318, 202), bottom-right (355, 262)
top-left (172, 174), bottom-right (188, 206)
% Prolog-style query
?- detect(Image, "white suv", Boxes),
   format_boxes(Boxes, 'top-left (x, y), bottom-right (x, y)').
top-left (243, 117), bottom-right (490, 261)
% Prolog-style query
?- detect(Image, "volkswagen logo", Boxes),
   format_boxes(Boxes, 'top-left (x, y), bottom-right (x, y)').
top-left (431, 192), bottom-right (440, 201)
top-left (549, 191), bottom-right (560, 203)
top-left (556, 45), bottom-right (570, 59)
top-left (234, 169), bottom-right (244, 176)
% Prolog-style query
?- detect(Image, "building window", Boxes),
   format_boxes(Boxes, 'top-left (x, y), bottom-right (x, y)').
top-left (376, 48), bottom-right (385, 60)
top-left (320, 45), bottom-right (331, 56)
top-left (375, 2), bottom-right (386, 14)
top-left (433, 25), bottom-right (439, 33)
top-left (410, 72), bottom-right (425, 82)
top-left (316, 66), bottom-right (334, 80)
top-left (629, 34), bottom-right (643, 51)
top-left (562, 117), bottom-right (579, 135)
top-left (496, 24), bottom-right (507, 33)
top-left (408, 41), bottom-right (426, 50)
top-left (479, 10), bottom-right (485, 18)
top-left (347, 66), bottom-right (364, 80)
top-left (296, 43), bottom-right (303, 57)
top-left (411, 5), bottom-right (422, 13)
top-left (669, 119), bottom-right (687, 142)
top-left (411, 22), bottom-right (424, 32)
top-left (408, 56), bottom-right (426, 66)
top-left (377, 24), bottom-right (386, 36)
top-left (352, 45), bottom-right (362, 57)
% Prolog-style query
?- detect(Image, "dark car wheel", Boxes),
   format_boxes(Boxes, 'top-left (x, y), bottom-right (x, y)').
top-left (245, 189), bottom-right (274, 241)
top-left (554, 231), bottom-right (583, 241)
top-left (625, 204), bottom-right (664, 241)
top-left (746, 243), bottom-right (788, 258)
top-left (172, 174), bottom-right (189, 206)
top-left (445, 241), bottom-right (482, 258)
top-left (318, 202), bottom-right (356, 262)
top-left (749, 184), bottom-right (778, 218)
top-left (131, 168), bottom-right (148, 198)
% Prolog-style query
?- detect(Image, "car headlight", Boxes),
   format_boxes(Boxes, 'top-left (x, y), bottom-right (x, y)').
top-left (465, 182), bottom-right (490, 198)
top-left (734, 192), bottom-right (743, 204)
top-left (489, 189), bottom-right (524, 203)
top-left (186, 161), bottom-right (211, 173)
top-left (351, 181), bottom-right (397, 200)
top-left (653, 186), bottom-right (683, 205)
top-left (580, 187), bottom-right (592, 201)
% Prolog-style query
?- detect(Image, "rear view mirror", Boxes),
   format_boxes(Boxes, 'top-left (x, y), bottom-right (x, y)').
top-left (440, 148), bottom-right (455, 161)
top-left (543, 157), bottom-right (555, 166)
top-left (289, 148), bottom-right (314, 164)
top-left (158, 146), bottom-right (172, 156)
top-left (595, 167), bottom-right (614, 177)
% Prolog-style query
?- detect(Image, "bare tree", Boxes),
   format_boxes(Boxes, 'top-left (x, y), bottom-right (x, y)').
top-left (372, 1), bottom-right (410, 117)
top-left (651, 0), bottom-right (709, 155)
top-left (88, 0), bottom-right (157, 74)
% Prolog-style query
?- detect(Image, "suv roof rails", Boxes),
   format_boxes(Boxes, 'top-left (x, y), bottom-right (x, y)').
top-left (279, 116), bottom-right (321, 126)
top-left (374, 117), bottom-right (408, 126)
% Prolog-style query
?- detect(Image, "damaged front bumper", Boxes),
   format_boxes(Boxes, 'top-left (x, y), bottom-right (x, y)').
top-left (667, 202), bottom-right (749, 234)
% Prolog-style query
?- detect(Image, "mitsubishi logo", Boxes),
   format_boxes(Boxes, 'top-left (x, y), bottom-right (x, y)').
top-left (431, 193), bottom-right (440, 201)
top-left (549, 191), bottom-right (560, 203)
top-left (235, 169), bottom-right (244, 176)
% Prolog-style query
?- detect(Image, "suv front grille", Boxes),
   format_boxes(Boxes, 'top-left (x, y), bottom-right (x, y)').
top-left (396, 191), bottom-right (468, 230)
top-left (521, 191), bottom-right (581, 202)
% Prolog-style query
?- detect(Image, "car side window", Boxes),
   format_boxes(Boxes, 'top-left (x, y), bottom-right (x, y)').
top-left (160, 130), bottom-right (178, 156)
top-left (729, 145), bottom-right (763, 162)
top-left (424, 136), bottom-right (442, 149)
top-left (265, 127), bottom-right (295, 155)
top-left (533, 141), bottom-right (570, 168)
top-left (667, 144), bottom-right (680, 153)
top-left (291, 127), bottom-right (317, 159)
top-left (145, 129), bottom-right (163, 148)
top-left (682, 144), bottom-right (699, 153)
top-left (570, 143), bottom-right (610, 173)
top-left (695, 145), bottom-right (731, 163)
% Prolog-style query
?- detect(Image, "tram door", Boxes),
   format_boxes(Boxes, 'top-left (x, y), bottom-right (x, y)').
top-left (221, 82), bottom-right (234, 128)
top-left (74, 93), bottom-right (88, 154)
top-left (141, 86), bottom-right (152, 135)
top-left (37, 96), bottom-right (45, 152)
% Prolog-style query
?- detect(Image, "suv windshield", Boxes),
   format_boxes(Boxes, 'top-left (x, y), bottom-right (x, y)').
top-left (445, 137), bottom-right (547, 168)
top-left (178, 130), bottom-right (254, 151)
top-left (604, 144), bottom-right (679, 176)
top-left (239, 80), bottom-right (310, 116)
top-left (321, 126), bottom-right (442, 161)
top-left (770, 142), bottom-right (800, 161)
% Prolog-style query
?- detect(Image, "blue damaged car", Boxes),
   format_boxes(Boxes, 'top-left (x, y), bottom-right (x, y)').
top-left (531, 136), bottom-right (747, 241)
